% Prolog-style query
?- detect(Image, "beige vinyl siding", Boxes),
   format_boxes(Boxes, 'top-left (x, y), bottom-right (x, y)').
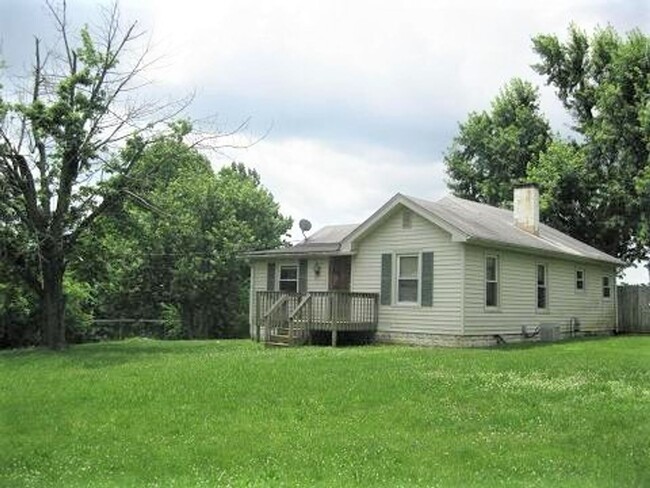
top-left (271, 258), bottom-right (329, 292)
top-left (248, 257), bottom-right (330, 333)
top-left (248, 264), bottom-right (255, 336)
top-left (248, 259), bottom-right (296, 335)
top-left (248, 260), bottom-right (268, 336)
top-left (249, 258), bottom-right (329, 294)
top-left (463, 244), bottom-right (617, 335)
top-left (308, 258), bottom-right (329, 292)
top-left (351, 208), bottom-right (463, 334)
top-left (252, 260), bottom-right (268, 291)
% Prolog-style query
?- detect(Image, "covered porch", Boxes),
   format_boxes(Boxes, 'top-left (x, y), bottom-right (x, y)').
top-left (254, 291), bottom-right (379, 346)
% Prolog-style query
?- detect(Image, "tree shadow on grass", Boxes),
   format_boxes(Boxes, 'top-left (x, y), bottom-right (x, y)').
top-left (1, 338), bottom-right (256, 369)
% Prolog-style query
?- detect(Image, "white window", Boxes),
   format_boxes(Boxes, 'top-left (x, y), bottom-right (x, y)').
top-left (602, 276), bottom-right (611, 298)
top-left (537, 264), bottom-right (548, 309)
top-left (576, 269), bottom-right (585, 291)
top-left (279, 265), bottom-right (298, 293)
top-left (397, 255), bottom-right (419, 303)
top-left (485, 255), bottom-right (499, 307)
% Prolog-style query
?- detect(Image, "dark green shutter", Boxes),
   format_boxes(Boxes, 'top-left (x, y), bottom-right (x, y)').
top-left (298, 259), bottom-right (308, 294)
top-left (266, 262), bottom-right (276, 291)
top-left (380, 254), bottom-right (392, 305)
top-left (421, 252), bottom-right (434, 307)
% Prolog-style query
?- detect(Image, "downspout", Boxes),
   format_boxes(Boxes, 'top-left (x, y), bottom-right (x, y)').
top-left (249, 263), bottom-right (255, 340)
top-left (460, 244), bottom-right (465, 336)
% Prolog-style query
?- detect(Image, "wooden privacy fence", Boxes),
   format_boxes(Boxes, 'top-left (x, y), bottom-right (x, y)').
top-left (618, 285), bottom-right (650, 333)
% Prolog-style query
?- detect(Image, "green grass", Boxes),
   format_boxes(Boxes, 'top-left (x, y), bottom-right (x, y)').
top-left (1, 337), bottom-right (649, 487)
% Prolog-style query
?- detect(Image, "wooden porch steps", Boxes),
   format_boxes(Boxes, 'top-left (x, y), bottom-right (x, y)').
top-left (266, 328), bottom-right (303, 347)
top-left (256, 291), bottom-right (379, 347)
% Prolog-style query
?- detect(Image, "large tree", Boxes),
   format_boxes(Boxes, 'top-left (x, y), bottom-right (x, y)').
top-left (445, 26), bottom-right (649, 263)
top-left (531, 25), bottom-right (649, 262)
top-left (72, 127), bottom-right (291, 339)
top-left (445, 78), bottom-right (552, 206)
top-left (0, 2), bottom-right (184, 348)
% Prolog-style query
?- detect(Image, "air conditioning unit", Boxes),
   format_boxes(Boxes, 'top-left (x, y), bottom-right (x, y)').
top-left (540, 323), bottom-right (561, 342)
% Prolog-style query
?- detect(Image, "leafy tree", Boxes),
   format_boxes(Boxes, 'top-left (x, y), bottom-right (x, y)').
top-left (0, 272), bottom-right (39, 347)
top-left (0, 3), bottom-right (185, 348)
top-left (526, 140), bottom-right (595, 238)
top-left (73, 129), bottom-right (291, 339)
top-left (531, 25), bottom-right (649, 262)
top-left (445, 26), bottom-right (649, 263)
top-left (445, 78), bottom-right (552, 206)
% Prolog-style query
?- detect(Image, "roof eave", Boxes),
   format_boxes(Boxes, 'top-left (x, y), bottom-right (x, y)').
top-left (466, 237), bottom-right (625, 267)
top-left (243, 249), bottom-right (353, 260)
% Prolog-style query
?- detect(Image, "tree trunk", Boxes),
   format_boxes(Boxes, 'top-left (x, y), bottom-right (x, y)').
top-left (41, 246), bottom-right (66, 350)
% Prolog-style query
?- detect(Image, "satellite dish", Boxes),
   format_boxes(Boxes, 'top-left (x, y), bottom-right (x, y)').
top-left (299, 219), bottom-right (312, 239)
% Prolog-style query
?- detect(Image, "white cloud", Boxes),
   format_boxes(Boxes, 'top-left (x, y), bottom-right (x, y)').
top-left (136, 0), bottom-right (644, 120)
top-left (622, 263), bottom-right (649, 285)
top-left (115, 0), bottom-right (647, 159)
top-left (1, 2), bottom-right (646, 275)
top-left (33, 0), bottom-right (646, 269)
top-left (210, 136), bottom-right (446, 242)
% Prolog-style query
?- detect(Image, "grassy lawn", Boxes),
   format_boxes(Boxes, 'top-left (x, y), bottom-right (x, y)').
top-left (1, 337), bottom-right (649, 487)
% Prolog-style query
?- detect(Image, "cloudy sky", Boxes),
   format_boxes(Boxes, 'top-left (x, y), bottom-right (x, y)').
top-left (1, 0), bottom-right (648, 282)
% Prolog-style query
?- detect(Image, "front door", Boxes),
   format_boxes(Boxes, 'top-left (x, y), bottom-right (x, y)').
top-left (329, 256), bottom-right (351, 291)
top-left (329, 256), bottom-right (351, 325)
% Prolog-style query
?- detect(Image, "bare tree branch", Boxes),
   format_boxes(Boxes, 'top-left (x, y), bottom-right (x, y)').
top-left (31, 37), bottom-right (51, 219)
top-left (0, 0), bottom-right (256, 349)
top-left (45, 0), bottom-right (74, 71)
top-left (0, 130), bottom-right (44, 231)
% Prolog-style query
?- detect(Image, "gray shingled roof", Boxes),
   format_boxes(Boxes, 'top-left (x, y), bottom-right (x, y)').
top-left (247, 194), bottom-right (623, 265)
top-left (407, 194), bottom-right (623, 265)
top-left (245, 224), bottom-right (358, 257)
top-left (303, 224), bottom-right (359, 245)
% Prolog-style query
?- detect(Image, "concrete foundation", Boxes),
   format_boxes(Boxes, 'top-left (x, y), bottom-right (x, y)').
top-left (374, 329), bottom-right (614, 348)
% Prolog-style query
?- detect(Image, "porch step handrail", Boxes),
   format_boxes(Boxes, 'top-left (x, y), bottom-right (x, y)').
top-left (263, 295), bottom-right (289, 343)
top-left (288, 293), bottom-right (312, 345)
top-left (255, 291), bottom-right (379, 345)
top-left (289, 293), bottom-right (312, 320)
top-left (263, 294), bottom-right (288, 320)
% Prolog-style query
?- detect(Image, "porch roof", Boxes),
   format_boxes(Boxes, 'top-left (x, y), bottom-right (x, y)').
top-left (245, 224), bottom-right (358, 260)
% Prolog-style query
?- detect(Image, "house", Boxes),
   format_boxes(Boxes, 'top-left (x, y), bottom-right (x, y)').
top-left (247, 184), bottom-right (623, 347)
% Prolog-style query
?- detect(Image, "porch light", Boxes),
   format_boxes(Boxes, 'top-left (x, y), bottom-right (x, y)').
top-left (314, 261), bottom-right (321, 276)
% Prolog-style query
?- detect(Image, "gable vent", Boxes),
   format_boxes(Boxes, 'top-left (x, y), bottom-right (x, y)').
top-left (402, 209), bottom-right (412, 229)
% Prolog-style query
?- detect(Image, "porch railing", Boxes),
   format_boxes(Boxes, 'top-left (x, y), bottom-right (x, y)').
top-left (255, 291), bottom-right (379, 342)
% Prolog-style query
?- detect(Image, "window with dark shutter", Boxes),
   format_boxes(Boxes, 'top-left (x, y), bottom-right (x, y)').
top-left (397, 255), bottom-right (419, 303)
top-left (421, 252), bottom-right (433, 307)
top-left (279, 265), bottom-right (298, 293)
top-left (380, 254), bottom-right (392, 305)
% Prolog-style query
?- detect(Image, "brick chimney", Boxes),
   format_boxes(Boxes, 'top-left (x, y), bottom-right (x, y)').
top-left (513, 183), bottom-right (539, 235)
